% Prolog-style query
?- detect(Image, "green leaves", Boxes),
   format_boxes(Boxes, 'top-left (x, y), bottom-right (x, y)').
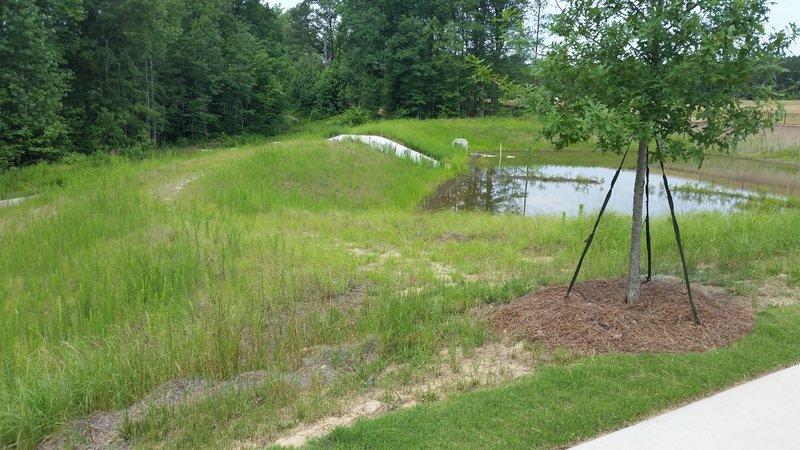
top-left (0, 0), bottom-right (70, 170)
top-left (536, 0), bottom-right (796, 165)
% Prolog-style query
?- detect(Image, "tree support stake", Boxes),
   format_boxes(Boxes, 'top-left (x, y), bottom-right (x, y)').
top-left (656, 137), bottom-right (700, 324)
top-left (645, 160), bottom-right (652, 282)
top-left (566, 147), bottom-right (630, 299)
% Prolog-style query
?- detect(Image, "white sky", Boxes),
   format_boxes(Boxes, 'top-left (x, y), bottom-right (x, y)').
top-left (269, 0), bottom-right (302, 9)
top-left (268, 0), bottom-right (799, 55)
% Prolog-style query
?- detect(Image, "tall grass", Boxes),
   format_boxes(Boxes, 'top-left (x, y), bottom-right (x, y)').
top-left (1, 118), bottom-right (799, 447)
top-left (197, 139), bottom-right (452, 214)
top-left (733, 125), bottom-right (800, 161)
top-left (0, 136), bottom-right (454, 446)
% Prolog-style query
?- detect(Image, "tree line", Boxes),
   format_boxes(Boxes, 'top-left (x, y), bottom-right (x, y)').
top-left (776, 56), bottom-right (800, 99)
top-left (1, 0), bottom-right (546, 170)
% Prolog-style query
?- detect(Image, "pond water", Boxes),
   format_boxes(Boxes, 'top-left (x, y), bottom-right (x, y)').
top-left (423, 164), bottom-right (770, 217)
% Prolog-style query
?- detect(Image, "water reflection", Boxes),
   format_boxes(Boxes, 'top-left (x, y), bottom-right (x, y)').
top-left (421, 166), bottom-right (524, 214)
top-left (423, 164), bottom-right (765, 217)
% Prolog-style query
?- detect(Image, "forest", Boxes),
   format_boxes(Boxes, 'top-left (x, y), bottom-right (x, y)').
top-left (0, 0), bottom-right (551, 170)
top-left (2, 0), bottom-right (798, 170)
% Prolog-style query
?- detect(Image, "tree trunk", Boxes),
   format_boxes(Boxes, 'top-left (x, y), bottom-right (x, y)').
top-left (626, 139), bottom-right (648, 303)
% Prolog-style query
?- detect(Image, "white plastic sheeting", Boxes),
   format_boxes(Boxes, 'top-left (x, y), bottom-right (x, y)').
top-left (328, 135), bottom-right (439, 167)
top-left (0, 195), bottom-right (35, 208)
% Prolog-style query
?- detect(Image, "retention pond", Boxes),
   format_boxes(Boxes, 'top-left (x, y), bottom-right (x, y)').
top-left (423, 163), bottom-right (784, 217)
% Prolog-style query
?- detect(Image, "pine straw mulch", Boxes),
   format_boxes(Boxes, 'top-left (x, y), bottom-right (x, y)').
top-left (492, 277), bottom-right (755, 355)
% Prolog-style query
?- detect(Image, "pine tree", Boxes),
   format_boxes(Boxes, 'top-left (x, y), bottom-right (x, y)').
top-left (0, 0), bottom-right (70, 169)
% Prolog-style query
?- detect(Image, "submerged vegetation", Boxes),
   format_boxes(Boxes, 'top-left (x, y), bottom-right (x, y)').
top-left (512, 173), bottom-right (604, 185)
top-left (670, 185), bottom-right (764, 214)
top-left (1, 118), bottom-right (799, 448)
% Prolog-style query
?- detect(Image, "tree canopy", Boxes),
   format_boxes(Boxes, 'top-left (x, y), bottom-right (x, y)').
top-left (535, 0), bottom-right (795, 165)
top-left (0, 0), bottom-right (537, 170)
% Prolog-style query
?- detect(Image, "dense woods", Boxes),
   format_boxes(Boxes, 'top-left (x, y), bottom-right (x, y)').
top-left (2, 0), bottom-right (795, 171)
top-left (0, 0), bottom-right (544, 170)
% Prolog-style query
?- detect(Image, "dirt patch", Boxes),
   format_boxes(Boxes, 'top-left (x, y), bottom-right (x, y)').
top-left (269, 398), bottom-right (383, 448)
top-left (520, 255), bottom-right (554, 264)
top-left (330, 282), bottom-right (371, 311)
top-left (755, 274), bottom-right (800, 308)
top-left (398, 342), bottom-right (534, 395)
top-left (296, 341), bottom-right (377, 390)
top-left (157, 175), bottom-right (201, 201)
top-left (431, 261), bottom-right (457, 280)
top-left (493, 277), bottom-right (755, 355)
top-left (235, 341), bottom-right (535, 449)
top-left (348, 246), bottom-right (402, 272)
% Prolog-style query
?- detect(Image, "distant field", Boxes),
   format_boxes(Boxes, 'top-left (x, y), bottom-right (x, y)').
top-left (779, 99), bottom-right (800, 114)
top-left (740, 99), bottom-right (800, 125)
top-left (780, 100), bottom-right (800, 125)
top-left (732, 101), bottom-right (800, 159)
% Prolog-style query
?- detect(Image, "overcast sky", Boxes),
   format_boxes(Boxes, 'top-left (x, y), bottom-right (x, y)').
top-left (268, 0), bottom-right (799, 55)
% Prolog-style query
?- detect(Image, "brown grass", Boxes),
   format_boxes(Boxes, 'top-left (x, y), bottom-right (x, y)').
top-left (735, 125), bottom-right (800, 153)
top-left (740, 100), bottom-right (800, 126)
top-left (666, 144), bottom-right (800, 196)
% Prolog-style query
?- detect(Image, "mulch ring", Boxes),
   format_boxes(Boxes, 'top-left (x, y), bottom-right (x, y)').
top-left (492, 277), bottom-right (755, 355)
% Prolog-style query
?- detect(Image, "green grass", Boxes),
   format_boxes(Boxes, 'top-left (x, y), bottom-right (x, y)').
top-left (352, 116), bottom-right (550, 167)
top-left (313, 306), bottom-right (800, 449)
top-left (0, 117), bottom-right (799, 448)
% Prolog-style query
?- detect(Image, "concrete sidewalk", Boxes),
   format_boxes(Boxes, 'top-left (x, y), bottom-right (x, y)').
top-left (571, 364), bottom-right (800, 450)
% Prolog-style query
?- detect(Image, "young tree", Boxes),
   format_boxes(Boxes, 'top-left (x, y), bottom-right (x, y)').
top-left (535, 0), bottom-right (795, 303)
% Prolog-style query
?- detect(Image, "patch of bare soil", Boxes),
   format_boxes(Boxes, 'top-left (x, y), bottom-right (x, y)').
top-left (235, 341), bottom-right (535, 449)
top-left (755, 274), bottom-right (800, 308)
top-left (157, 175), bottom-right (201, 201)
top-left (493, 277), bottom-right (755, 355)
top-left (347, 246), bottom-right (402, 273)
top-left (330, 282), bottom-right (371, 311)
top-left (267, 398), bottom-right (383, 448)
